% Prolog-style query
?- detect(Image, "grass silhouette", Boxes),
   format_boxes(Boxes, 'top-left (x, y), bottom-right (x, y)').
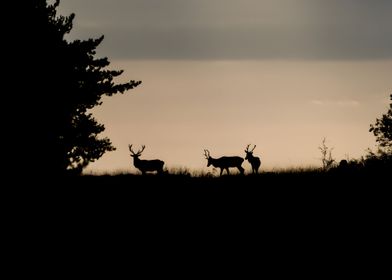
top-left (74, 164), bottom-right (387, 189)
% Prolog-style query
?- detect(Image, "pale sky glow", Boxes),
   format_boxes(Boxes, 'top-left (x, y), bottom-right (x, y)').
top-left (57, 1), bottom-right (392, 174)
top-left (85, 59), bottom-right (391, 173)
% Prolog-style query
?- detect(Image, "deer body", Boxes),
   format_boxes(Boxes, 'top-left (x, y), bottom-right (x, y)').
top-left (204, 150), bottom-right (244, 175)
top-left (132, 157), bottom-right (164, 174)
top-left (245, 144), bottom-right (261, 174)
top-left (129, 145), bottom-right (164, 175)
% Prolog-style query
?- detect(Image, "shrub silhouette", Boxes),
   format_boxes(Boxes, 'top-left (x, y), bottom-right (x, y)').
top-left (370, 94), bottom-right (392, 155)
top-left (319, 138), bottom-right (335, 171)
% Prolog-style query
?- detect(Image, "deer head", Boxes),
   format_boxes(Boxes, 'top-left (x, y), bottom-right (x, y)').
top-left (129, 144), bottom-right (145, 159)
top-left (244, 144), bottom-right (256, 160)
top-left (204, 149), bottom-right (212, 167)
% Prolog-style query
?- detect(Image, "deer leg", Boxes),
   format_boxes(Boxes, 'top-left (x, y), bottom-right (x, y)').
top-left (220, 168), bottom-right (223, 176)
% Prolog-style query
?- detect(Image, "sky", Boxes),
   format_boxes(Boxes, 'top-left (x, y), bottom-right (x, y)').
top-left (58, 0), bottom-right (392, 174)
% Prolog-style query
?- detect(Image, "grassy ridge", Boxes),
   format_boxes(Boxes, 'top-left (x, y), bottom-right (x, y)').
top-left (74, 167), bottom-right (387, 186)
top-left (21, 167), bottom-right (388, 232)
top-left (58, 168), bottom-right (389, 207)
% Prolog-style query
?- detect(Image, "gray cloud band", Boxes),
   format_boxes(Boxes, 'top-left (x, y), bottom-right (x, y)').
top-left (61, 0), bottom-right (392, 60)
top-left (68, 25), bottom-right (392, 60)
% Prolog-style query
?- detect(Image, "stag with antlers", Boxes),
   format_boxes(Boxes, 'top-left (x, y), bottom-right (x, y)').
top-left (204, 149), bottom-right (244, 176)
top-left (244, 144), bottom-right (261, 174)
top-left (129, 145), bottom-right (165, 175)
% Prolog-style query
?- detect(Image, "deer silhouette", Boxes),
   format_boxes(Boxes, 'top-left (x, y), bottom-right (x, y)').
top-left (129, 145), bottom-right (164, 175)
top-left (244, 144), bottom-right (261, 174)
top-left (204, 149), bottom-right (244, 176)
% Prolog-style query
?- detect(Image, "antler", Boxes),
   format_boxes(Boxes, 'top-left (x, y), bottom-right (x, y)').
top-left (129, 144), bottom-right (136, 155)
top-left (129, 144), bottom-right (145, 156)
top-left (204, 149), bottom-right (210, 159)
top-left (245, 144), bottom-right (256, 152)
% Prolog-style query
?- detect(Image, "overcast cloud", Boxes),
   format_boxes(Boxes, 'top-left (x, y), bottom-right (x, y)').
top-left (58, 0), bottom-right (392, 60)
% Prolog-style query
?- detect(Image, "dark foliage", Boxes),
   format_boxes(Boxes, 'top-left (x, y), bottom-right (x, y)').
top-left (318, 137), bottom-right (335, 171)
top-left (17, 0), bottom-right (141, 177)
top-left (370, 94), bottom-right (392, 154)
